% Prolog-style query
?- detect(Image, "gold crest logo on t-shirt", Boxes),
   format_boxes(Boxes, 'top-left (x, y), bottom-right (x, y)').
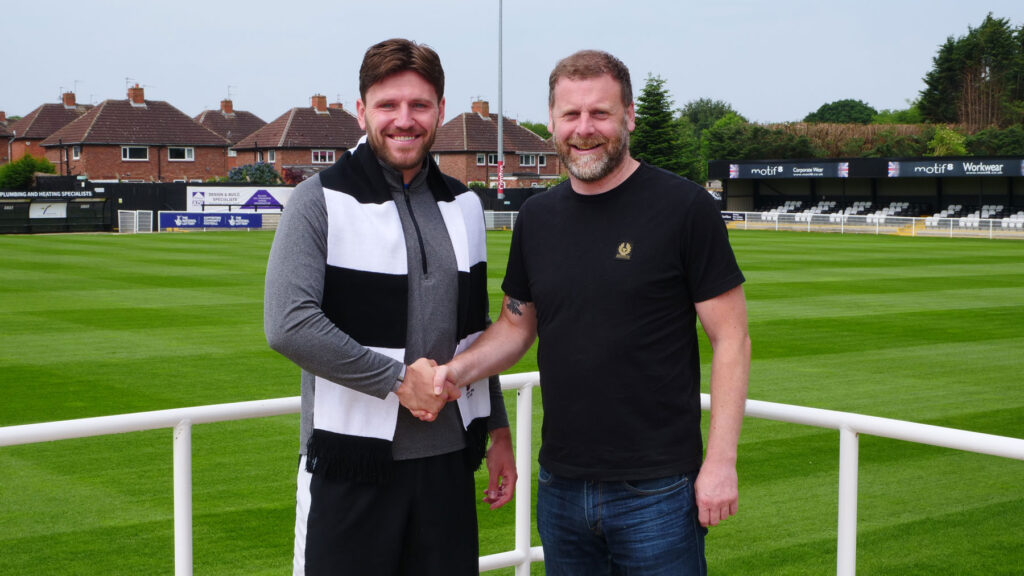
top-left (615, 241), bottom-right (632, 260)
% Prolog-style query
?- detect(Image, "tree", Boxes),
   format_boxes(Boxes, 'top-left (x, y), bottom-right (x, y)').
top-left (0, 154), bottom-right (56, 189)
top-left (520, 121), bottom-right (551, 140)
top-left (862, 128), bottom-right (932, 158)
top-left (673, 116), bottom-right (705, 183)
top-left (804, 99), bottom-right (878, 124)
top-left (227, 162), bottom-right (282, 185)
top-left (631, 74), bottom-right (690, 175)
top-left (679, 98), bottom-right (744, 139)
top-left (919, 13), bottom-right (1024, 129)
top-left (926, 126), bottom-right (968, 156)
top-left (965, 125), bottom-right (1024, 155)
top-left (701, 114), bottom-right (822, 161)
top-left (919, 37), bottom-right (962, 123)
top-left (700, 113), bottom-right (749, 161)
top-left (873, 103), bottom-right (924, 124)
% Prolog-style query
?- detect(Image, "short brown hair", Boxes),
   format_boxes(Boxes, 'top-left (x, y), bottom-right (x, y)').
top-left (548, 50), bottom-right (632, 109)
top-left (359, 38), bottom-right (445, 102)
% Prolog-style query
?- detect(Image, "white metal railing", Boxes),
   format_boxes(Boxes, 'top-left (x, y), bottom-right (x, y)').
top-left (727, 211), bottom-right (1024, 240)
top-left (2, 372), bottom-right (1023, 576)
top-left (0, 397), bottom-right (300, 576)
top-left (486, 210), bottom-right (1024, 239)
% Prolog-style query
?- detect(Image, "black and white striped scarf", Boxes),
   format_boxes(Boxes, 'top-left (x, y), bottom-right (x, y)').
top-left (306, 142), bottom-right (491, 481)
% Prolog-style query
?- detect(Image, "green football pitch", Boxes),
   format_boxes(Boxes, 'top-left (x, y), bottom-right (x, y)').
top-left (1, 229), bottom-right (1022, 575)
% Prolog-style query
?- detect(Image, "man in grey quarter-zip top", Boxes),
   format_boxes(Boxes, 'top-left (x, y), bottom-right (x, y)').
top-left (264, 38), bottom-right (515, 576)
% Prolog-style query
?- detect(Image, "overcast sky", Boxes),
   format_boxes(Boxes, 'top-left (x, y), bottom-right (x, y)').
top-left (4, 1), bottom-right (1021, 127)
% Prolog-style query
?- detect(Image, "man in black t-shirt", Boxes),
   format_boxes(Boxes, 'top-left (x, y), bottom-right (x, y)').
top-left (434, 49), bottom-right (750, 576)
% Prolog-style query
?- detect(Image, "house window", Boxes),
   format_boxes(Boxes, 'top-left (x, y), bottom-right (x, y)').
top-left (476, 153), bottom-right (486, 166)
top-left (312, 149), bottom-right (335, 164)
top-left (487, 153), bottom-right (504, 166)
top-left (256, 151), bottom-right (263, 163)
top-left (519, 154), bottom-right (536, 167)
top-left (227, 149), bottom-right (238, 158)
top-left (433, 154), bottom-right (440, 165)
top-left (72, 145), bottom-right (81, 160)
top-left (267, 150), bottom-right (276, 163)
top-left (121, 146), bottom-right (149, 161)
top-left (168, 147), bottom-right (194, 162)
top-left (539, 155), bottom-right (547, 167)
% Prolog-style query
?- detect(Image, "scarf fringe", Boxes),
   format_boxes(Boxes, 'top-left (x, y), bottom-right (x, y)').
top-left (464, 417), bottom-right (489, 472)
top-left (306, 429), bottom-right (394, 483)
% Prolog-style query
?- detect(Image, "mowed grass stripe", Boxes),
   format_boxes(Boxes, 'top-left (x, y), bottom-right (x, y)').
top-left (1, 229), bottom-right (1022, 576)
top-left (713, 231), bottom-right (1024, 575)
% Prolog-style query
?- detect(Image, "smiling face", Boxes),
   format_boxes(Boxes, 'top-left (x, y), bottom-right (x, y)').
top-left (357, 69), bottom-right (445, 183)
top-left (548, 74), bottom-right (635, 188)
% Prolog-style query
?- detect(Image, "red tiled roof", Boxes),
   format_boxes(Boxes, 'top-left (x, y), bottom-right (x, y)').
top-left (40, 99), bottom-right (231, 148)
top-left (9, 103), bottom-right (93, 140)
top-left (432, 112), bottom-right (553, 154)
top-left (195, 109), bottom-right (267, 145)
top-left (233, 107), bottom-right (364, 150)
top-left (0, 122), bottom-right (11, 138)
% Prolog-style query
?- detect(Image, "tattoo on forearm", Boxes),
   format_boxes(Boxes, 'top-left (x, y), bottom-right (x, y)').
top-left (506, 298), bottom-right (524, 316)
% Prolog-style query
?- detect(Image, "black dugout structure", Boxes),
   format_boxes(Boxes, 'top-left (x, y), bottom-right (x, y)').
top-left (0, 180), bottom-right (189, 234)
top-left (708, 157), bottom-right (1024, 217)
top-left (0, 177), bottom-right (106, 234)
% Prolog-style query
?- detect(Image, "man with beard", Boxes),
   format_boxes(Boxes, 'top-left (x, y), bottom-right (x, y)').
top-left (433, 49), bottom-right (750, 575)
top-left (264, 38), bottom-right (515, 576)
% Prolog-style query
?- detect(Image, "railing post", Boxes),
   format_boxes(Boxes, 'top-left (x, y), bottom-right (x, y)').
top-left (515, 382), bottom-right (534, 576)
top-left (174, 419), bottom-right (193, 576)
top-left (837, 426), bottom-right (859, 576)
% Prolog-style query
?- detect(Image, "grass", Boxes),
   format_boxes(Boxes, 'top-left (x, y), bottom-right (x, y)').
top-left (1, 229), bottom-right (1023, 575)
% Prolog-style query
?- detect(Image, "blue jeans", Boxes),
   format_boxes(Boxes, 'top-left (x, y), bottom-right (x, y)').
top-left (537, 466), bottom-right (707, 576)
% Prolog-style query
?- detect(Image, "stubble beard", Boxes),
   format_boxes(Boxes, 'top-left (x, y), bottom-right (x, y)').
top-left (367, 120), bottom-right (439, 173)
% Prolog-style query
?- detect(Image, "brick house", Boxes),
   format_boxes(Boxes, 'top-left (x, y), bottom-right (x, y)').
top-left (232, 94), bottom-right (364, 182)
top-left (194, 100), bottom-right (267, 170)
top-left (40, 85), bottom-right (231, 182)
top-left (7, 92), bottom-right (92, 166)
top-left (431, 100), bottom-right (562, 188)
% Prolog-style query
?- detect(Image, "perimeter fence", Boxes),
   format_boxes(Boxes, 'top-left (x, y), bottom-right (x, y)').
top-left (2, 373), bottom-right (1023, 576)
top-left (721, 211), bottom-right (1024, 240)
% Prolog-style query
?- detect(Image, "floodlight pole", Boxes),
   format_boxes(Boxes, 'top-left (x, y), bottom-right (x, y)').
top-left (497, 0), bottom-right (505, 200)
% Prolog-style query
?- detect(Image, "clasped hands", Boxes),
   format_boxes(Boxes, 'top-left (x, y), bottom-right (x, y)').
top-left (395, 359), bottom-right (517, 509)
top-left (395, 358), bottom-right (460, 422)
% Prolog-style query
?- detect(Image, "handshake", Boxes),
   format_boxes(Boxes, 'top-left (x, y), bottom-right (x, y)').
top-left (395, 357), bottom-right (462, 422)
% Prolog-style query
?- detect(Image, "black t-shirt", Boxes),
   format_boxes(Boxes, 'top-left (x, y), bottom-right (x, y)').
top-left (502, 162), bottom-right (745, 480)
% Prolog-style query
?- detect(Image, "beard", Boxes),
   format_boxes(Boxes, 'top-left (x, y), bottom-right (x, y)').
top-left (365, 120), bottom-right (439, 173)
top-left (555, 125), bottom-right (630, 182)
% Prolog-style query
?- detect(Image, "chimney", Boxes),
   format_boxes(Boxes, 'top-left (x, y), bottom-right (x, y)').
top-left (311, 94), bottom-right (327, 113)
top-left (220, 99), bottom-right (235, 115)
top-left (329, 101), bottom-right (344, 110)
top-left (471, 100), bottom-right (490, 117)
top-left (0, 111), bottom-right (6, 124)
top-left (128, 84), bottom-right (146, 107)
top-left (62, 92), bottom-right (77, 108)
